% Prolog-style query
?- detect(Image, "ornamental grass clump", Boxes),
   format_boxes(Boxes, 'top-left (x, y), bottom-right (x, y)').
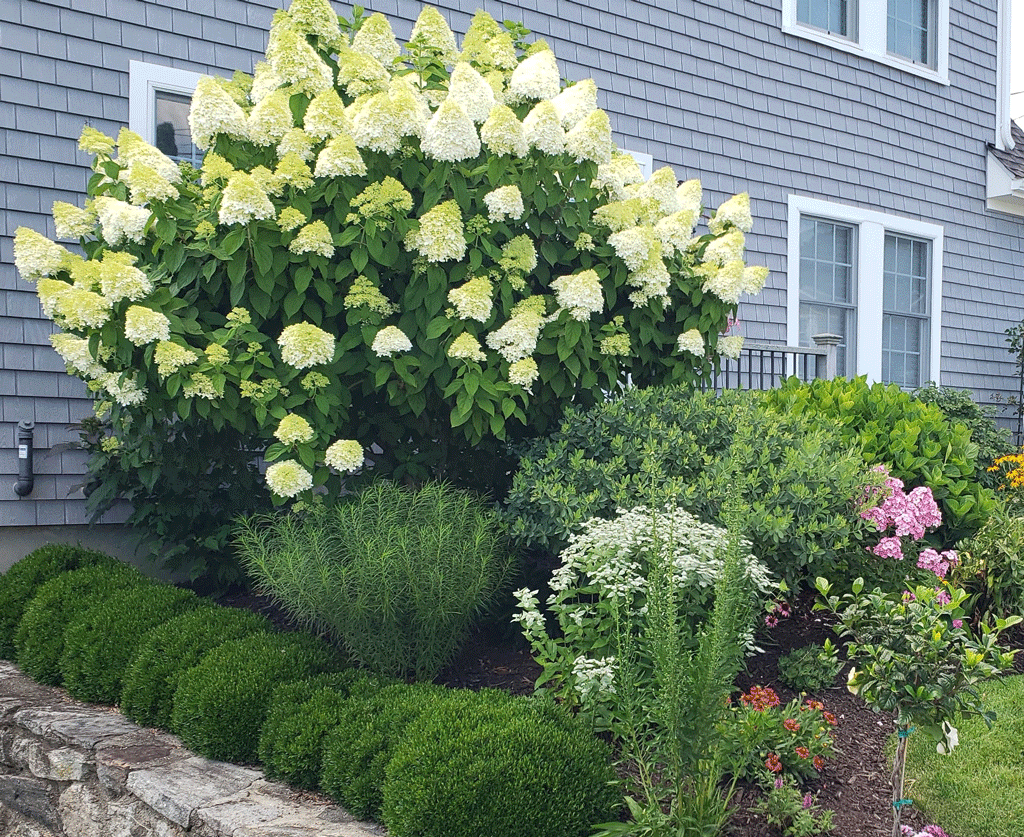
top-left (13, 0), bottom-right (771, 520)
top-left (236, 480), bottom-right (514, 679)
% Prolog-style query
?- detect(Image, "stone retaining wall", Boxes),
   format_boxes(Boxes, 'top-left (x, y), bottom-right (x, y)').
top-left (0, 661), bottom-right (383, 837)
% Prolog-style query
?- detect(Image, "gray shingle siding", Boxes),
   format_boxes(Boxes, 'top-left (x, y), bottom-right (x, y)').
top-left (1, 0), bottom-right (1022, 528)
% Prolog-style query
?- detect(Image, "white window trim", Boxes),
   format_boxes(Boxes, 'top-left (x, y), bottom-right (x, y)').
top-left (128, 61), bottom-right (204, 146)
top-left (781, 0), bottom-right (950, 86)
top-left (622, 149), bottom-right (654, 180)
top-left (786, 195), bottom-right (943, 386)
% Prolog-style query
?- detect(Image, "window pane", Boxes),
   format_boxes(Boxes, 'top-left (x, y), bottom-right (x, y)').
top-left (882, 233), bottom-right (930, 387)
top-left (882, 314), bottom-right (925, 388)
top-left (797, 0), bottom-right (853, 36)
top-left (155, 90), bottom-right (202, 164)
top-left (801, 303), bottom-right (854, 376)
top-left (887, 0), bottom-right (933, 65)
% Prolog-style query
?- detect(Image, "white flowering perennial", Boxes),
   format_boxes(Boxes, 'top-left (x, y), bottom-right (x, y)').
top-left (265, 459), bottom-right (313, 498)
top-left (218, 172), bottom-right (275, 226)
top-left (551, 270), bottom-right (604, 321)
top-left (718, 334), bottom-right (744, 360)
top-left (188, 75), bottom-right (250, 150)
top-left (50, 333), bottom-right (105, 379)
top-left (550, 79), bottom-right (598, 130)
top-left (266, 21), bottom-right (334, 96)
top-left (314, 134), bottom-right (367, 177)
top-left (447, 332), bottom-right (487, 361)
top-left (278, 322), bottom-right (335, 368)
top-left (94, 197), bottom-right (152, 245)
top-left (564, 109), bottom-right (614, 164)
top-left (508, 357), bottom-right (539, 391)
top-left (13, 228), bottom-right (69, 282)
top-left (248, 90), bottom-right (294, 146)
top-left (420, 97), bottom-right (480, 162)
top-left (154, 341), bottom-right (198, 379)
top-left (350, 13), bottom-right (400, 65)
top-left (448, 276), bottom-right (494, 322)
top-left (274, 413), bottom-right (315, 444)
top-left (408, 6), bottom-right (459, 65)
top-left (447, 63), bottom-right (496, 124)
top-left (98, 251), bottom-right (152, 303)
top-left (480, 105), bottom-right (529, 157)
top-left (124, 306), bottom-right (171, 346)
top-left (486, 296), bottom-right (547, 363)
top-left (99, 372), bottom-right (147, 407)
top-left (289, 220), bottom-right (335, 258)
top-left (405, 201), bottom-right (466, 263)
top-left (677, 329), bottom-right (705, 356)
top-left (508, 49), bottom-right (560, 101)
top-left (702, 229), bottom-right (746, 266)
top-left (325, 439), bottom-right (364, 472)
top-left (709, 192), bottom-right (753, 234)
top-left (522, 101), bottom-right (565, 155)
top-left (51, 201), bottom-right (97, 241)
top-left (371, 325), bottom-right (413, 357)
top-left (483, 185), bottom-right (524, 222)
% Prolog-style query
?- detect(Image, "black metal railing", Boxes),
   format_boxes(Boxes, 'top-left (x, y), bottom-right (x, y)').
top-left (709, 334), bottom-right (840, 393)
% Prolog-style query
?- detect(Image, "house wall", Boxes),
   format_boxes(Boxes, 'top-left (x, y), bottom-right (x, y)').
top-left (1, 0), bottom-right (1021, 539)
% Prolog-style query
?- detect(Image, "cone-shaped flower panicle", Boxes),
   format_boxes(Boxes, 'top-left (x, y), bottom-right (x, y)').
top-left (523, 101), bottom-right (565, 155)
top-left (408, 7), bottom-right (459, 65)
top-left (218, 172), bottom-right (275, 226)
top-left (709, 192), bottom-right (753, 234)
top-left (189, 75), bottom-right (250, 150)
top-left (278, 322), bottom-right (335, 368)
top-left (421, 97), bottom-right (481, 162)
top-left (14, 227), bottom-right (69, 282)
top-left (481, 105), bottom-right (529, 157)
top-left (509, 49), bottom-right (560, 101)
top-left (124, 305), bottom-right (171, 346)
top-left (551, 79), bottom-right (598, 130)
top-left (248, 89), bottom-right (294, 146)
top-left (405, 200), bottom-right (466, 263)
top-left (448, 63), bottom-right (496, 123)
top-left (94, 197), bottom-right (152, 245)
top-left (351, 12), bottom-right (401, 65)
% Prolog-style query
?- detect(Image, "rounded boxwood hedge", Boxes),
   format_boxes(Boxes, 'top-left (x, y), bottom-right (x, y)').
top-left (0, 545), bottom-right (120, 659)
top-left (381, 694), bottom-right (620, 837)
top-left (170, 631), bottom-right (346, 764)
top-left (59, 584), bottom-right (205, 704)
top-left (15, 562), bottom-right (147, 685)
top-left (320, 681), bottom-right (460, 819)
top-left (120, 606), bottom-right (274, 730)
top-left (258, 670), bottom-right (383, 790)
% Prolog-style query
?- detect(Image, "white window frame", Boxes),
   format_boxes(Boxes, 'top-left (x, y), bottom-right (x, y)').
top-left (781, 0), bottom-right (949, 85)
top-left (128, 61), bottom-right (204, 149)
top-left (622, 149), bottom-right (654, 180)
top-left (787, 196), bottom-right (943, 386)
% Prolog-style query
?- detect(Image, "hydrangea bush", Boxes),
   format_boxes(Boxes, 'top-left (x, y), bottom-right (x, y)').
top-left (14, 0), bottom-right (767, 501)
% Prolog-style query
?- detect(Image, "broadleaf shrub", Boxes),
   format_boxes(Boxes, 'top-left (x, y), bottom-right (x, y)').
top-left (381, 691), bottom-right (620, 837)
top-left (505, 386), bottom-right (872, 589)
top-left (14, 562), bottom-right (147, 685)
top-left (59, 584), bottom-right (204, 704)
top-left (120, 606), bottom-right (273, 729)
top-left (0, 544), bottom-right (118, 659)
top-left (764, 377), bottom-right (995, 543)
top-left (952, 504), bottom-right (1024, 621)
top-left (237, 480), bottom-right (514, 679)
top-left (170, 630), bottom-right (346, 764)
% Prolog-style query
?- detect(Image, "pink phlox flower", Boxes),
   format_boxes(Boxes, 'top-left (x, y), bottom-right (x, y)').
top-left (952, 618), bottom-right (963, 628)
top-left (802, 793), bottom-right (813, 809)
top-left (934, 588), bottom-right (951, 606)
top-left (907, 486), bottom-right (941, 529)
top-left (774, 776), bottom-right (784, 789)
top-left (902, 590), bottom-right (917, 602)
top-left (917, 548), bottom-right (951, 579)
top-left (872, 536), bottom-right (905, 560)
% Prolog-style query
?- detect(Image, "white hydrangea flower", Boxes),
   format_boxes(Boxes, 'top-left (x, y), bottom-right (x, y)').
top-left (447, 63), bottom-right (496, 123)
top-left (248, 89), bottom-right (294, 146)
top-left (13, 227), bottom-right (69, 282)
top-left (522, 101), bottom-right (565, 155)
top-left (266, 24), bottom-right (334, 96)
top-left (420, 97), bottom-right (480, 162)
top-left (124, 306), bottom-right (171, 346)
top-left (448, 276), bottom-right (494, 322)
top-left (94, 197), bottom-right (152, 245)
top-left (592, 153), bottom-right (645, 200)
top-left (277, 207), bottom-right (307, 232)
top-left (50, 333), bottom-right (105, 378)
top-left (37, 278), bottom-right (72, 318)
top-left (700, 260), bottom-right (746, 305)
top-left (52, 201), bottom-right (98, 241)
top-left (350, 77), bottom-right (429, 155)
top-left (654, 210), bottom-right (699, 255)
top-left (154, 341), bottom-right (199, 379)
top-left (277, 127), bottom-right (315, 162)
top-left (265, 459), bottom-right (313, 498)
top-left (79, 126), bottom-right (117, 156)
top-left (480, 105), bottom-right (529, 157)
top-left (351, 13), bottom-right (400, 65)
top-left (325, 439), bottom-right (364, 473)
top-left (188, 75), bottom-right (250, 150)
top-left (405, 201), bottom-right (466, 263)
top-left (483, 185), bottom-right (524, 222)
top-left (304, 89), bottom-right (350, 140)
top-left (278, 322), bottom-right (335, 368)
top-left (628, 257), bottom-right (671, 307)
top-left (634, 166), bottom-right (682, 217)
top-left (703, 229), bottom-right (746, 266)
top-left (250, 60), bottom-right (284, 104)
top-left (718, 334), bottom-right (744, 360)
top-left (287, 0), bottom-right (342, 41)
top-left (608, 225), bottom-right (660, 272)
top-left (289, 220), bottom-right (335, 258)
top-left (408, 7), bottom-right (459, 65)
top-left (371, 325), bottom-right (413, 358)
top-left (447, 332), bottom-right (487, 361)
top-left (314, 134), bottom-right (367, 177)
top-left (508, 357), bottom-right (539, 391)
top-left (709, 192), bottom-right (753, 234)
top-left (486, 297), bottom-right (547, 363)
top-left (123, 162), bottom-right (178, 205)
top-left (54, 287), bottom-right (112, 329)
top-left (743, 265), bottom-right (769, 295)
top-left (677, 328), bottom-right (705, 356)
top-left (218, 172), bottom-right (275, 226)
top-left (336, 46), bottom-right (391, 98)
top-left (677, 179), bottom-right (703, 215)
top-left (509, 49), bottom-right (560, 101)
top-left (564, 108), bottom-right (614, 164)
top-left (182, 372), bottom-right (221, 400)
top-left (274, 413), bottom-right (315, 445)
top-left (550, 78), bottom-right (598, 130)
top-left (116, 128), bottom-right (180, 184)
top-left (99, 372), bottom-right (147, 407)
top-left (551, 269), bottom-right (604, 320)
top-left (98, 251), bottom-right (152, 303)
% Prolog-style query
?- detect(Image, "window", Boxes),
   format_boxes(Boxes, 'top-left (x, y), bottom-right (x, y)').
top-left (782, 0), bottom-right (949, 83)
top-left (129, 62), bottom-right (204, 164)
top-left (787, 196), bottom-right (943, 387)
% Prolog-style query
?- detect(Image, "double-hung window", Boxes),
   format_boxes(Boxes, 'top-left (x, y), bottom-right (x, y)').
top-left (783, 0), bottom-right (949, 83)
top-left (128, 61), bottom-right (204, 164)
top-left (787, 196), bottom-right (943, 387)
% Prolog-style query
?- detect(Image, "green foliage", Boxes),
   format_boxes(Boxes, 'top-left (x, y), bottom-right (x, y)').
top-left (321, 681), bottom-right (455, 819)
top-left (951, 504), bottom-right (1024, 622)
top-left (765, 377), bottom-right (995, 544)
top-left (0, 544), bottom-right (117, 659)
top-left (120, 606), bottom-right (273, 730)
top-left (170, 631), bottom-right (346, 764)
top-left (912, 384), bottom-right (1014, 490)
top-left (237, 481), bottom-right (514, 679)
top-left (77, 415), bottom-right (271, 588)
top-left (22, 1), bottom-right (768, 512)
top-left (382, 692), bottom-right (620, 837)
top-left (505, 386), bottom-right (872, 589)
top-left (751, 774), bottom-right (835, 837)
top-left (258, 670), bottom-right (376, 790)
top-left (58, 584), bottom-right (204, 704)
top-left (776, 640), bottom-right (841, 694)
top-left (14, 563), bottom-right (146, 685)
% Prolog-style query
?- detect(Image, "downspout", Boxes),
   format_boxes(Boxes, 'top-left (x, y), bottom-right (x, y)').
top-left (14, 420), bottom-right (34, 497)
top-left (996, 0), bottom-right (1015, 151)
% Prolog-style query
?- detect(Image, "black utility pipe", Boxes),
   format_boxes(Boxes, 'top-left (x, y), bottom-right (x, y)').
top-left (14, 420), bottom-right (34, 497)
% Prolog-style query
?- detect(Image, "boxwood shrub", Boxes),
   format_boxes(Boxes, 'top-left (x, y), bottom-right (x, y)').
top-left (120, 606), bottom-right (273, 730)
top-left (170, 631), bottom-right (346, 764)
top-left (59, 584), bottom-right (204, 704)
top-left (15, 562), bottom-right (147, 685)
top-left (381, 693), bottom-right (620, 837)
top-left (0, 545), bottom-right (120, 659)
top-left (258, 671), bottom-right (383, 790)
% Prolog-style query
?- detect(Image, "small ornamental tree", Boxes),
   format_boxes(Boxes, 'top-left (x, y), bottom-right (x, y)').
top-left (13, 0), bottom-right (767, 503)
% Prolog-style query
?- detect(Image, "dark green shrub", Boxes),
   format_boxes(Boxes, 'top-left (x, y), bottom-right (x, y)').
top-left (765, 376), bottom-right (995, 543)
top-left (237, 481), bottom-right (515, 679)
top-left (381, 693), bottom-right (620, 837)
top-left (776, 640), bottom-right (841, 694)
top-left (912, 383), bottom-right (1015, 489)
top-left (258, 671), bottom-right (382, 790)
top-left (321, 682), bottom-right (468, 820)
top-left (120, 606), bottom-right (273, 730)
top-left (59, 585), bottom-right (204, 704)
top-left (170, 631), bottom-right (346, 764)
top-left (0, 544), bottom-right (119, 659)
top-left (953, 504), bottom-right (1024, 620)
top-left (15, 563), bottom-right (147, 685)
top-left (505, 387), bottom-right (871, 589)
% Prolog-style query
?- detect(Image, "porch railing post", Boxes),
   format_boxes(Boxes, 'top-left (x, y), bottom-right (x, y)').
top-left (811, 333), bottom-right (842, 380)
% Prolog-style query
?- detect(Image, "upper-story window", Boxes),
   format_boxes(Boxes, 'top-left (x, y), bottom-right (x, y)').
top-left (129, 61), bottom-right (204, 165)
top-left (783, 0), bottom-right (949, 84)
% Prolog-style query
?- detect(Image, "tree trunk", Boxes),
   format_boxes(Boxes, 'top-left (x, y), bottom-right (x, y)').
top-left (891, 726), bottom-right (910, 837)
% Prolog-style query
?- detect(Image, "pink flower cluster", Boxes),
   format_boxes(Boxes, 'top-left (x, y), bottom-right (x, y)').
top-left (917, 548), bottom-right (959, 579)
top-left (901, 826), bottom-right (950, 837)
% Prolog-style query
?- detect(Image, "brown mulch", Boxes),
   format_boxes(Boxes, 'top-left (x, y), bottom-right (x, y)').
top-left (219, 587), bottom-right (1020, 837)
